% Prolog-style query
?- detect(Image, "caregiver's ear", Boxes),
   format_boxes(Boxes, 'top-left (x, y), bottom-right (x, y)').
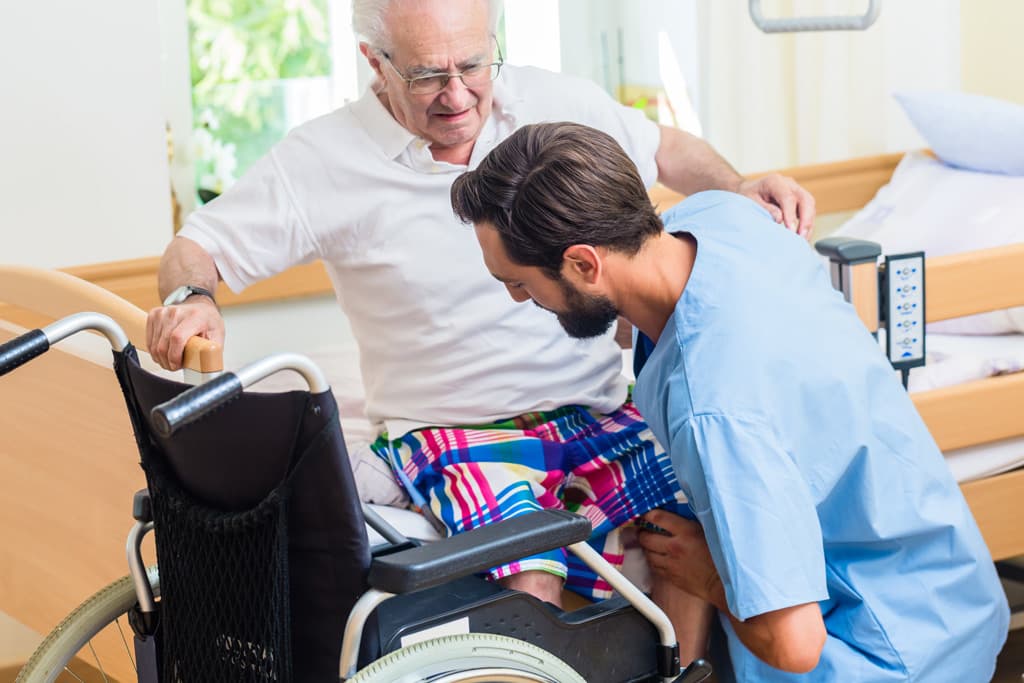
top-left (561, 244), bottom-right (603, 284)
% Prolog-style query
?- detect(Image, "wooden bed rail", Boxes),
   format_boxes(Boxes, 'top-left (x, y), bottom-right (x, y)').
top-left (648, 152), bottom-right (905, 215)
top-left (916, 372), bottom-right (1024, 452)
top-left (925, 243), bottom-right (1024, 322)
top-left (0, 264), bottom-right (222, 373)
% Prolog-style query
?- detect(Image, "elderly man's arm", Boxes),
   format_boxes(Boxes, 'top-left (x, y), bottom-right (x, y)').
top-left (655, 126), bottom-right (816, 237)
top-left (146, 236), bottom-right (226, 371)
top-left (639, 510), bottom-right (827, 674)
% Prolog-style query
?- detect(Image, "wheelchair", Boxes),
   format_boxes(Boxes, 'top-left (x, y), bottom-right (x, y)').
top-left (2, 311), bottom-right (713, 683)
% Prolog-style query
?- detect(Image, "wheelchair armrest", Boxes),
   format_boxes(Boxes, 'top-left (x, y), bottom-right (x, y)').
top-left (367, 509), bottom-right (592, 594)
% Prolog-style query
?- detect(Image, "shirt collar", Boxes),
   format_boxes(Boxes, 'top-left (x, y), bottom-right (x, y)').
top-left (349, 86), bottom-right (418, 161)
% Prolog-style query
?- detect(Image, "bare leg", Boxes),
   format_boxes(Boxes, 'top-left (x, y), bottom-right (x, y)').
top-left (651, 574), bottom-right (715, 665)
top-left (499, 570), bottom-right (565, 608)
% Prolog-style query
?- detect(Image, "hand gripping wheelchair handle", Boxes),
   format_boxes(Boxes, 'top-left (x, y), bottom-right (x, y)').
top-left (1, 312), bottom-right (129, 376)
top-left (151, 351), bottom-right (331, 437)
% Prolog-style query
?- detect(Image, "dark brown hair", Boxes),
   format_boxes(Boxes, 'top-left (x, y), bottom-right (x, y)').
top-left (451, 122), bottom-right (663, 278)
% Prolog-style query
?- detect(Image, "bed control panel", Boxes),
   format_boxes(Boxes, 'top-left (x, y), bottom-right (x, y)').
top-left (883, 252), bottom-right (926, 371)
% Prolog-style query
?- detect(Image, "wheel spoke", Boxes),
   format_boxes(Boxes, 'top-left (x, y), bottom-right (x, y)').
top-left (114, 617), bottom-right (137, 672)
top-left (58, 666), bottom-right (86, 683)
top-left (85, 641), bottom-right (109, 682)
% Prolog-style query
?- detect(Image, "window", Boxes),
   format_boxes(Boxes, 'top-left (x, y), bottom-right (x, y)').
top-left (186, 0), bottom-right (360, 200)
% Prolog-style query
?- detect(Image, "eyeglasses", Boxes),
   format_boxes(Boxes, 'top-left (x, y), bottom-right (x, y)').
top-left (380, 39), bottom-right (504, 95)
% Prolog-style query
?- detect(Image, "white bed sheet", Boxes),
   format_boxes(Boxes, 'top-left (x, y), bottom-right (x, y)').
top-left (908, 333), bottom-right (1024, 483)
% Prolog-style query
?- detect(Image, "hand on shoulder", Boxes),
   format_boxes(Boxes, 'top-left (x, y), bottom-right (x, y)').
top-left (737, 174), bottom-right (816, 239)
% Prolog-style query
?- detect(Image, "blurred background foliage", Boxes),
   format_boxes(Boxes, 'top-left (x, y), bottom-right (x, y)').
top-left (188, 0), bottom-right (331, 198)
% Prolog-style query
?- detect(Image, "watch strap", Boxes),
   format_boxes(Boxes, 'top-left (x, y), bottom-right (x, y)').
top-left (163, 284), bottom-right (216, 307)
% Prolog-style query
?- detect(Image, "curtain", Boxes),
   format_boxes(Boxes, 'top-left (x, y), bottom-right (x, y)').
top-left (698, 0), bottom-right (961, 173)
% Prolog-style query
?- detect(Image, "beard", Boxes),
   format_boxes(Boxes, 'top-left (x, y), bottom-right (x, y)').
top-left (544, 278), bottom-right (619, 339)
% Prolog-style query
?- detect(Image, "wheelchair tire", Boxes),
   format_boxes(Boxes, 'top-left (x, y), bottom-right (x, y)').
top-left (16, 566), bottom-right (160, 683)
top-left (347, 632), bottom-right (587, 682)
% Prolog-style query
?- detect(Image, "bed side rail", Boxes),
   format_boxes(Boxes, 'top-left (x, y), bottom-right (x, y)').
top-left (0, 263), bottom-right (222, 375)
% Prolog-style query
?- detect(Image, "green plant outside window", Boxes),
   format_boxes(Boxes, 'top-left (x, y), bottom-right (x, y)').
top-left (188, 0), bottom-right (331, 202)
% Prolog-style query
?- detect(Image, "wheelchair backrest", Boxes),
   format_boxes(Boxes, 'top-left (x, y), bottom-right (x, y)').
top-left (115, 346), bottom-right (371, 682)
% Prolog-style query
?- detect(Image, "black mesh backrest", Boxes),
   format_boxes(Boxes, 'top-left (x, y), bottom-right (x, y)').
top-left (113, 346), bottom-right (371, 682)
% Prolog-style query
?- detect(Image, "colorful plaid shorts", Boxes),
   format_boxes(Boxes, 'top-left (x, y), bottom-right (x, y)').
top-left (371, 401), bottom-right (690, 600)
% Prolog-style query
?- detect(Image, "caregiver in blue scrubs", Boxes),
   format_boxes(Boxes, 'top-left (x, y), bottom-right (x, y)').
top-left (452, 121), bottom-right (1010, 682)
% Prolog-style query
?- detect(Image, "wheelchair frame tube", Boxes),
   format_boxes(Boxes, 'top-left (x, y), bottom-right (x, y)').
top-left (127, 521), bottom-right (157, 614)
top-left (339, 588), bottom-right (396, 679)
top-left (44, 311), bottom-right (129, 351)
top-left (361, 504), bottom-right (409, 546)
top-left (567, 541), bottom-right (676, 648)
top-left (233, 352), bottom-right (330, 393)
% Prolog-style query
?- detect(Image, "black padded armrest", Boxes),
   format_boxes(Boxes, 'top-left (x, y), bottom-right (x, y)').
top-left (368, 509), bottom-right (592, 594)
top-left (814, 236), bottom-right (882, 264)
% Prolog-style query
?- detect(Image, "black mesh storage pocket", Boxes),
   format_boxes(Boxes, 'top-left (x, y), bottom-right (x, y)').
top-left (147, 460), bottom-right (292, 683)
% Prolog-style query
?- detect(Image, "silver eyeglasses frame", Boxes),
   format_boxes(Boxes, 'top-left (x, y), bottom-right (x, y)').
top-left (379, 36), bottom-right (503, 95)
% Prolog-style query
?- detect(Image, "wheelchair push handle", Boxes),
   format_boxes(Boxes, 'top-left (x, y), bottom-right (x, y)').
top-left (151, 351), bottom-right (330, 437)
top-left (152, 371), bottom-right (244, 437)
top-left (0, 312), bottom-right (129, 376)
top-left (0, 329), bottom-right (49, 376)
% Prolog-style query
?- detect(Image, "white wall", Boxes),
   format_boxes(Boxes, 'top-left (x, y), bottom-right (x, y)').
top-left (558, 0), bottom-right (700, 105)
top-left (962, 0), bottom-right (1024, 106)
top-left (0, 1), bottom-right (173, 268)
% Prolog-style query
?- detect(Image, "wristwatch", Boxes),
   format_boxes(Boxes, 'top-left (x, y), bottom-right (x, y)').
top-left (162, 284), bottom-right (216, 307)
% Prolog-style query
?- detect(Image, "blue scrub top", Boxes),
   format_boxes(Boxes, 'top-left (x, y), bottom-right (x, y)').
top-left (633, 191), bottom-right (1008, 682)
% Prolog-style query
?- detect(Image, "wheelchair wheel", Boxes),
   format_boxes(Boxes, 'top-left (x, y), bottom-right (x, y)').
top-left (16, 567), bottom-right (159, 683)
top-left (348, 632), bottom-right (586, 682)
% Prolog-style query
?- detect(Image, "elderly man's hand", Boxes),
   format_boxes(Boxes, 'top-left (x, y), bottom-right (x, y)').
top-left (146, 298), bottom-right (225, 371)
top-left (737, 174), bottom-right (816, 239)
top-left (637, 509), bottom-right (726, 611)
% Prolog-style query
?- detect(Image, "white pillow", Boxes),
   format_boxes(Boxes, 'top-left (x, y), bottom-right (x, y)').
top-left (894, 91), bottom-right (1024, 176)
top-left (836, 151), bottom-right (1024, 334)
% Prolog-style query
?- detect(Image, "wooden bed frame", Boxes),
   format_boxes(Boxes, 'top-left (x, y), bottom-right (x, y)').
top-left (1, 151), bottom-right (1021, 678)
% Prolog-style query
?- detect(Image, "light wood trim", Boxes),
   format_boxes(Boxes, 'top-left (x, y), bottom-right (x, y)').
top-left (925, 243), bottom-right (1024, 322)
top-left (60, 256), bottom-right (334, 312)
top-left (961, 468), bottom-right (1024, 561)
top-left (648, 151), bottom-right (905, 215)
top-left (0, 264), bottom-right (221, 373)
top-left (0, 265), bottom-right (150, 343)
top-left (913, 372), bottom-right (1024, 451)
top-left (850, 261), bottom-right (879, 333)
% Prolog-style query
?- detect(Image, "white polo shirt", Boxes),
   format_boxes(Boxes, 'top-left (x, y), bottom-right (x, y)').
top-left (179, 65), bottom-right (661, 437)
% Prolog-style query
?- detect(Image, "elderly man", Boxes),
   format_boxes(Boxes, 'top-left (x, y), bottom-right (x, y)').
top-left (147, 0), bottom-right (814, 632)
top-left (451, 121), bottom-right (1008, 681)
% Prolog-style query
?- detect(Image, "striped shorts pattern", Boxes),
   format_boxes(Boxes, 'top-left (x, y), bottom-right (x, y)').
top-left (371, 401), bottom-right (689, 600)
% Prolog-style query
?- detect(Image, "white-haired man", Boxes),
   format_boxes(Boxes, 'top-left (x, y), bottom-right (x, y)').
top-left (147, 0), bottom-right (815, 655)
